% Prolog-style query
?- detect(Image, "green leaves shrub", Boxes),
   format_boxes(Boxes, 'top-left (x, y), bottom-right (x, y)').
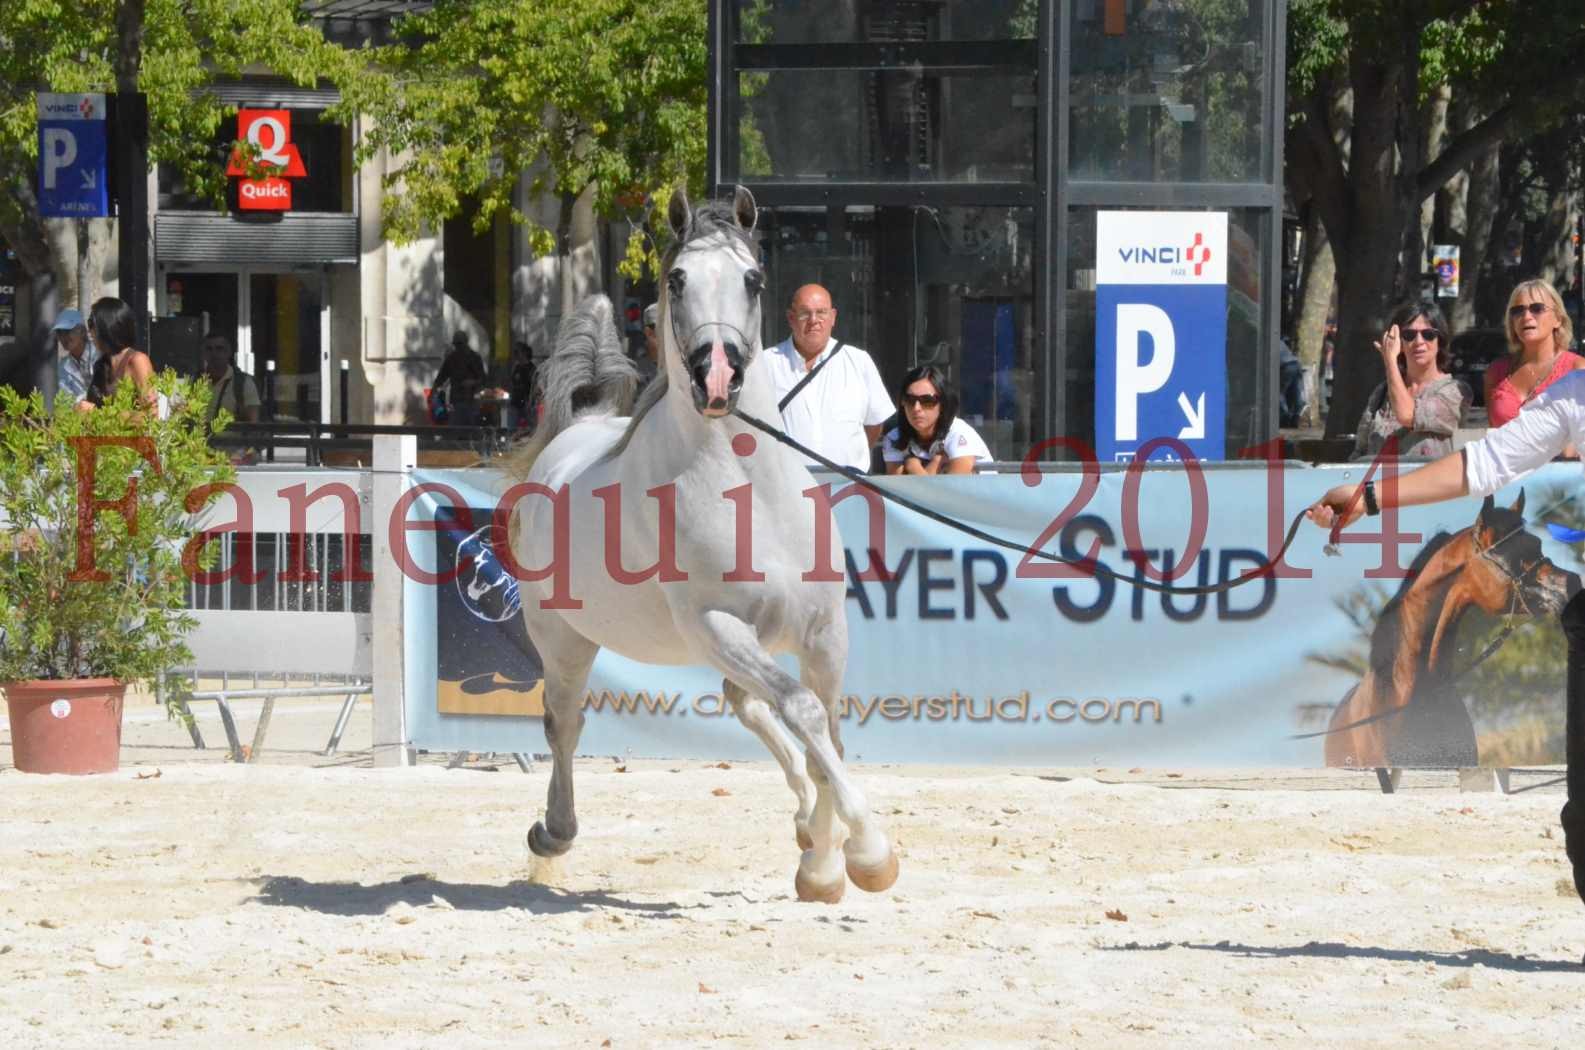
top-left (0, 373), bottom-right (234, 685)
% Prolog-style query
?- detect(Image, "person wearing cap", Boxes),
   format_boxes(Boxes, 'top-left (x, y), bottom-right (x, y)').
top-left (52, 307), bottom-right (98, 410)
top-left (433, 329), bottom-right (487, 426)
top-left (637, 303), bottom-right (660, 385)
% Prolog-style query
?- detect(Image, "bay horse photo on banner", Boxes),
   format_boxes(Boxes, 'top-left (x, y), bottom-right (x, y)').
top-left (1323, 491), bottom-right (1578, 769)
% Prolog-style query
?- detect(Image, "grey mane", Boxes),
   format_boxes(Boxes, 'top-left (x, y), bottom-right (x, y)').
top-left (503, 294), bottom-right (637, 480)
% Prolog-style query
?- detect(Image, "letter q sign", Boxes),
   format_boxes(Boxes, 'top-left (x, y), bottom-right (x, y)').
top-left (227, 109), bottom-right (307, 211)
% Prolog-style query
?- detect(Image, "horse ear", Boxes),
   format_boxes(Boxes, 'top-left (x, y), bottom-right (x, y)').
top-left (1477, 493), bottom-right (1495, 525)
top-left (667, 187), bottom-right (692, 242)
top-left (1509, 488), bottom-right (1526, 516)
top-left (732, 185), bottom-right (757, 234)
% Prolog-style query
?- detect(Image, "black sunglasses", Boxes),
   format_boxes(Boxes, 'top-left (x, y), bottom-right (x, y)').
top-left (1401, 327), bottom-right (1440, 343)
top-left (901, 393), bottom-right (940, 408)
top-left (1509, 302), bottom-right (1550, 320)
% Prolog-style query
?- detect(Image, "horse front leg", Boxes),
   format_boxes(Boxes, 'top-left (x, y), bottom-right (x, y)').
top-left (689, 610), bottom-right (897, 903)
top-left (723, 678), bottom-right (818, 851)
top-left (523, 618), bottom-right (600, 859)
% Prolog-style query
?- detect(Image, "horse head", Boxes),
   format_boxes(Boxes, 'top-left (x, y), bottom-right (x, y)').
top-left (1465, 490), bottom-right (1580, 617)
top-left (663, 186), bottom-right (763, 418)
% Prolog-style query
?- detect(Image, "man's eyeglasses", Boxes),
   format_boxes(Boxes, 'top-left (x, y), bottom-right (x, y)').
top-left (901, 393), bottom-right (940, 408)
top-left (1509, 302), bottom-right (1550, 320)
top-left (792, 309), bottom-right (832, 323)
top-left (1401, 328), bottom-right (1440, 344)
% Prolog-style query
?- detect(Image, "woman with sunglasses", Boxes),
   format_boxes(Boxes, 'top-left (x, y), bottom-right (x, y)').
top-left (1351, 299), bottom-right (1469, 461)
top-left (882, 365), bottom-right (993, 475)
top-left (1485, 279), bottom-right (1581, 430)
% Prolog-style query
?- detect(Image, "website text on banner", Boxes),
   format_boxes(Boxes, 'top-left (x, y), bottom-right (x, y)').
top-left (401, 465), bottom-right (1581, 768)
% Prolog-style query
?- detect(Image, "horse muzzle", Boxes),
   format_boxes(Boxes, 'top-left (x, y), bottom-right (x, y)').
top-left (687, 340), bottom-right (744, 417)
top-left (1527, 565), bottom-right (1578, 615)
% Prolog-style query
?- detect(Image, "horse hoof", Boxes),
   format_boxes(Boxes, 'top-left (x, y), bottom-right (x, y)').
top-left (527, 821), bottom-right (573, 858)
top-left (796, 825), bottom-right (814, 852)
top-left (794, 866), bottom-right (845, 904)
top-left (846, 849), bottom-right (899, 893)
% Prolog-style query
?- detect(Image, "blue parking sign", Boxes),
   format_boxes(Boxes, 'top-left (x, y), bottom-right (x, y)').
top-left (1094, 211), bottom-right (1228, 464)
top-left (37, 93), bottom-right (109, 218)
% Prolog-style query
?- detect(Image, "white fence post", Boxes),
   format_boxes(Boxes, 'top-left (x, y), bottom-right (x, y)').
top-left (371, 434), bottom-right (417, 767)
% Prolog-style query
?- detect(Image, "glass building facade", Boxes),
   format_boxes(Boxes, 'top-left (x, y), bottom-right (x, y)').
top-left (710, 0), bottom-right (1285, 460)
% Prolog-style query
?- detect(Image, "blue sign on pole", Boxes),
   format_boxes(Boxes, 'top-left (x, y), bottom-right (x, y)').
top-left (37, 93), bottom-right (109, 219)
top-left (1094, 211), bottom-right (1228, 464)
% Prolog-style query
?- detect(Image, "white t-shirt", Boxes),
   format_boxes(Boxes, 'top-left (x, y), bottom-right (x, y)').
top-left (880, 417), bottom-right (995, 471)
top-left (1464, 370), bottom-right (1585, 495)
top-left (765, 337), bottom-right (893, 471)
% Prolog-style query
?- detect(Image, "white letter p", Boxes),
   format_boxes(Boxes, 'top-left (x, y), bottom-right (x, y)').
top-left (1115, 303), bottom-right (1176, 441)
top-left (42, 128), bottom-right (77, 190)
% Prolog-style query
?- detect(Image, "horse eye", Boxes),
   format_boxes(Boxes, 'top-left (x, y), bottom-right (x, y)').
top-left (667, 269), bottom-right (686, 296)
top-left (744, 270), bottom-right (764, 297)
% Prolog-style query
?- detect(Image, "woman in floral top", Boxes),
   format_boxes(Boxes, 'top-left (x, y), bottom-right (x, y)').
top-left (1351, 300), bottom-right (1470, 461)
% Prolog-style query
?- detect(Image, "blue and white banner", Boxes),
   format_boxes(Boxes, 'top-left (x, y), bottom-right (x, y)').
top-left (36, 93), bottom-right (109, 219)
top-left (1095, 211), bottom-right (1228, 464)
top-left (402, 465), bottom-right (1584, 768)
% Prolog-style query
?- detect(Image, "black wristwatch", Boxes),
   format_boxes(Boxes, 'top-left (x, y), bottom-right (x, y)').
top-left (1362, 480), bottom-right (1380, 517)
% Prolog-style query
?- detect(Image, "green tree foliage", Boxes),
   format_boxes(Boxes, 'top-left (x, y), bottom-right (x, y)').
top-left (0, 0), bottom-right (363, 280)
top-left (349, 0), bottom-right (708, 279)
top-left (0, 374), bottom-right (234, 685)
top-left (1285, 1), bottom-right (1585, 439)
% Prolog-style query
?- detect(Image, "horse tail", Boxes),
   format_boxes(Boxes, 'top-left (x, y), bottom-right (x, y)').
top-left (503, 294), bottom-right (639, 480)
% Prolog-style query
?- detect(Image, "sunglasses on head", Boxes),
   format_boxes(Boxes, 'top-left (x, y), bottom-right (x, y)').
top-left (902, 393), bottom-right (940, 408)
top-left (1509, 302), bottom-right (1550, 320)
top-left (1401, 327), bottom-right (1440, 343)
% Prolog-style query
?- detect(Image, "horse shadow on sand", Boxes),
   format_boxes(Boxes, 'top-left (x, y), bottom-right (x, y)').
top-left (249, 874), bottom-right (697, 919)
top-left (1103, 938), bottom-right (1583, 972)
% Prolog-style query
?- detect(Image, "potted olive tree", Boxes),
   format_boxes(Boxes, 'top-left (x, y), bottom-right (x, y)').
top-left (0, 376), bottom-right (234, 773)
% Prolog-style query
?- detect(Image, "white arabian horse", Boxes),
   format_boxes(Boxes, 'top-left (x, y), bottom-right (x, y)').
top-left (505, 187), bottom-right (898, 902)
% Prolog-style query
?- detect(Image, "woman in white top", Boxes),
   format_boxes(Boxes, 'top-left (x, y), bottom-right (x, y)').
top-left (881, 365), bottom-right (994, 475)
top-left (1307, 375), bottom-right (1585, 917)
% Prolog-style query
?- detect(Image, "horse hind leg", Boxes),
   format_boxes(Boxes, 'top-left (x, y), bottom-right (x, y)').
top-left (801, 626), bottom-right (895, 894)
top-left (687, 610), bottom-right (895, 903)
top-left (723, 678), bottom-right (818, 851)
top-left (523, 618), bottom-right (600, 859)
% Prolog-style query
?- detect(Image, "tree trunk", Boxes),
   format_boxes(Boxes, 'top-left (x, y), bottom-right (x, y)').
top-left (0, 183), bottom-right (57, 282)
top-left (1416, 84), bottom-right (1451, 281)
top-left (556, 184), bottom-right (603, 320)
top-left (1453, 144), bottom-right (1499, 332)
top-left (1294, 212), bottom-right (1335, 427)
top-left (1322, 47), bottom-right (1419, 440)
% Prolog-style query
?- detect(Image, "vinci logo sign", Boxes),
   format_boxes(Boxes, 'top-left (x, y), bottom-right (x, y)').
top-left (226, 109), bottom-right (306, 211)
top-left (36, 93), bottom-right (109, 218)
top-left (1095, 212), bottom-right (1229, 464)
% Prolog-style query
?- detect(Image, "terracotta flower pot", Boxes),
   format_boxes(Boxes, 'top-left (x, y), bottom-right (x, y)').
top-left (3, 678), bottom-right (127, 774)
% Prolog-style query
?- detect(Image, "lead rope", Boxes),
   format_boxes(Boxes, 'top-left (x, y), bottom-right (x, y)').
top-left (730, 407), bottom-right (1306, 598)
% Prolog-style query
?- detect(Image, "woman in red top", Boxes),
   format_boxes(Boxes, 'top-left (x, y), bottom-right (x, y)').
top-left (1484, 278), bottom-right (1581, 429)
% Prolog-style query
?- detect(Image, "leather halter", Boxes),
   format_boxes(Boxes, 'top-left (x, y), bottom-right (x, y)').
top-left (1472, 528), bottom-right (1546, 617)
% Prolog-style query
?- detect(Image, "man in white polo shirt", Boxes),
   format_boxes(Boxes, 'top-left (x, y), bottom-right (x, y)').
top-left (765, 283), bottom-right (892, 472)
